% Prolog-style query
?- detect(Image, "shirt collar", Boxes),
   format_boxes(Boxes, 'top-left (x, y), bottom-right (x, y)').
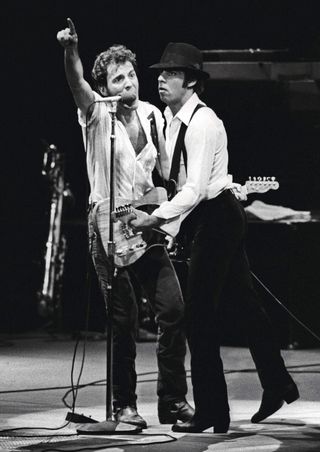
top-left (164, 93), bottom-right (205, 126)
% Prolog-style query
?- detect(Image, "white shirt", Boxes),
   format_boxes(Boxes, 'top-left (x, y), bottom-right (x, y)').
top-left (153, 93), bottom-right (232, 236)
top-left (78, 92), bottom-right (168, 203)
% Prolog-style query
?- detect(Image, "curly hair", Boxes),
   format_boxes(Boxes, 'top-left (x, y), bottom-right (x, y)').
top-left (91, 44), bottom-right (137, 89)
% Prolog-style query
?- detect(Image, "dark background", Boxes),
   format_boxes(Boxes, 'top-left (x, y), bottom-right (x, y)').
top-left (2, 0), bottom-right (320, 345)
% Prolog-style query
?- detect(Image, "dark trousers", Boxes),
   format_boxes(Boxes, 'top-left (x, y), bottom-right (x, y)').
top-left (88, 210), bottom-right (188, 409)
top-left (184, 190), bottom-right (294, 420)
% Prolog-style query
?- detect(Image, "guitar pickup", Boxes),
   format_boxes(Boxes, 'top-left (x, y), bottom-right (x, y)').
top-left (115, 241), bottom-right (147, 257)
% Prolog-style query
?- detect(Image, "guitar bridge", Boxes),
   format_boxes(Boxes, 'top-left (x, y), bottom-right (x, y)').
top-left (121, 223), bottom-right (136, 239)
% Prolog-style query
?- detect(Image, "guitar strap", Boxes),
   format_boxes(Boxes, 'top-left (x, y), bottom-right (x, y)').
top-left (148, 111), bottom-right (159, 152)
top-left (168, 103), bottom-right (204, 191)
top-left (148, 111), bottom-right (167, 189)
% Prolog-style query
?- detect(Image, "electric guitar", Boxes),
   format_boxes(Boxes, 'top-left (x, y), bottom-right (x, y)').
top-left (92, 187), bottom-right (169, 267)
top-left (169, 176), bottom-right (280, 262)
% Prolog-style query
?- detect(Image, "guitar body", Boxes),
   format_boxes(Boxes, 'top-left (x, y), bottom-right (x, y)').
top-left (92, 187), bottom-right (168, 267)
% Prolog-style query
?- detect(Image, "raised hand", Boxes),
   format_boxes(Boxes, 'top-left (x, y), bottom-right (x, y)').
top-left (57, 18), bottom-right (78, 48)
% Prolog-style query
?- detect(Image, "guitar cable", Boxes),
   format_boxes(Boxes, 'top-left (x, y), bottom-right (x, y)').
top-left (62, 102), bottom-right (99, 418)
top-left (251, 270), bottom-right (320, 345)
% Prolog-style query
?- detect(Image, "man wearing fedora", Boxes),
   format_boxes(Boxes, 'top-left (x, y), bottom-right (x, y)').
top-left (57, 21), bottom-right (195, 429)
top-left (130, 42), bottom-right (299, 433)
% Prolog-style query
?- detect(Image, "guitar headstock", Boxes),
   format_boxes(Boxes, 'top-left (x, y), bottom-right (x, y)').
top-left (245, 177), bottom-right (279, 194)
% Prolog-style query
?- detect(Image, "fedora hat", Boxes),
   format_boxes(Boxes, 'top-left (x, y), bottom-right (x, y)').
top-left (149, 42), bottom-right (209, 79)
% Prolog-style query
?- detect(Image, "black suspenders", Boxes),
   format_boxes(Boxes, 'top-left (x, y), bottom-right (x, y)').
top-left (148, 104), bottom-right (204, 199)
top-left (168, 103), bottom-right (204, 199)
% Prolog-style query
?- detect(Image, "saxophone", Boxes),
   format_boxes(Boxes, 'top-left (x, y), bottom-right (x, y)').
top-left (38, 144), bottom-right (70, 324)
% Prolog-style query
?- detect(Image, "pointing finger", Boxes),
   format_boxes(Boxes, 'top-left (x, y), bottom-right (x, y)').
top-left (67, 17), bottom-right (76, 35)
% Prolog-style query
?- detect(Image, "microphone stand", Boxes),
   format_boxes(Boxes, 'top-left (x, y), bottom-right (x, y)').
top-left (77, 99), bottom-right (141, 435)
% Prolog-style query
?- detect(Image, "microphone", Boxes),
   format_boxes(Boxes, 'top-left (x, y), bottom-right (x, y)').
top-left (95, 95), bottom-right (122, 103)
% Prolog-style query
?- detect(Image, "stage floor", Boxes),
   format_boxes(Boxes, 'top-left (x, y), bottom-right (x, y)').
top-left (0, 332), bottom-right (319, 451)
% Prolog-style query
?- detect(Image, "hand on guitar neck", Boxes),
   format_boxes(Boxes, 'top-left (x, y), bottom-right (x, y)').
top-left (231, 176), bottom-right (279, 201)
top-left (128, 208), bottom-right (162, 231)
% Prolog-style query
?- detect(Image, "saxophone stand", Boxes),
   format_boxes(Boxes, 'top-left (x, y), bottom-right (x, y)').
top-left (38, 144), bottom-right (67, 335)
top-left (77, 98), bottom-right (141, 435)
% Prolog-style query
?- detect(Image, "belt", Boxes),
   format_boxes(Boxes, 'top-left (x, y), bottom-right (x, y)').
top-left (205, 189), bottom-right (232, 205)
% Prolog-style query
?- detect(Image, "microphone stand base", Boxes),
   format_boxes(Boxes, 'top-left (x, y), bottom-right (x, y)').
top-left (76, 420), bottom-right (142, 435)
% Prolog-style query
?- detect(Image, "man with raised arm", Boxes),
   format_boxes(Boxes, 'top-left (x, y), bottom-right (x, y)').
top-left (57, 20), bottom-right (194, 429)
